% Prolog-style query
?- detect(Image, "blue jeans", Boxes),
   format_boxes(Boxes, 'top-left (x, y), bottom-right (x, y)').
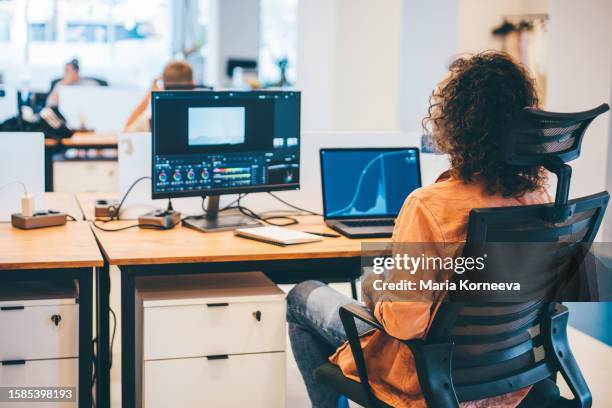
top-left (287, 280), bottom-right (371, 408)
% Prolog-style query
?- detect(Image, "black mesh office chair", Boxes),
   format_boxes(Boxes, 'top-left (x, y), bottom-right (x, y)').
top-left (315, 103), bottom-right (610, 408)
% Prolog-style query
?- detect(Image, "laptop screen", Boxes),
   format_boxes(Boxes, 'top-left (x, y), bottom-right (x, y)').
top-left (320, 148), bottom-right (421, 219)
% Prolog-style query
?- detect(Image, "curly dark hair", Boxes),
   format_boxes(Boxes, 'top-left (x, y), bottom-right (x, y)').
top-left (424, 51), bottom-right (546, 197)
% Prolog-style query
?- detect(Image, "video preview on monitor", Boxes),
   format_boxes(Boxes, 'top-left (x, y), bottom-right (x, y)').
top-left (320, 148), bottom-right (421, 218)
top-left (152, 90), bottom-right (300, 199)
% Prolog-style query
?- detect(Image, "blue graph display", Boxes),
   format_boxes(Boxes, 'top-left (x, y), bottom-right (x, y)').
top-left (321, 150), bottom-right (420, 218)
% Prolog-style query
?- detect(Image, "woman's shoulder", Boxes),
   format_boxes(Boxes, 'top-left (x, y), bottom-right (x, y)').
top-left (407, 174), bottom-right (478, 205)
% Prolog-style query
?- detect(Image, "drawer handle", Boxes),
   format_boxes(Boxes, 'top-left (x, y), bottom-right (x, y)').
top-left (253, 310), bottom-right (262, 322)
top-left (207, 303), bottom-right (229, 308)
top-left (2, 360), bottom-right (26, 366)
top-left (51, 314), bottom-right (62, 326)
top-left (1, 306), bottom-right (24, 311)
top-left (206, 354), bottom-right (229, 360)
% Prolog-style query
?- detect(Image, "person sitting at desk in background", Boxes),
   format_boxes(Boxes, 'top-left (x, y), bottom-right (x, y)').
top-left (123, 60), bottom-right (194, 132)
top-left (287, 50), bottom-right (552, 408)
top-left (46, 58), bottom-right (102, 107)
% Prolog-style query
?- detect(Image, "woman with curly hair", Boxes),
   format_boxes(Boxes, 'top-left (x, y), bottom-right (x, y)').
top-left (287, 51), bottom-right (551, 407)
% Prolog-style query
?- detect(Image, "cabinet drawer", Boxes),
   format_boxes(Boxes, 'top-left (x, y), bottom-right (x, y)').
top-left (143, 352), bottom-right (285, 408)
top-left (0, 358), bottom-right (77, 408)
top-left (0, 304), bottom-right (78, 361)
top-left (144, 299), bottom-right (285, 360)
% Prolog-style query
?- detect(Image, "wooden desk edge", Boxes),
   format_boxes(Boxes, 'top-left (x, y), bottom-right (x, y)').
top-left (0, 259), bottom-right (104, 270)
top-left (100, 249), bottom-right (364, 267)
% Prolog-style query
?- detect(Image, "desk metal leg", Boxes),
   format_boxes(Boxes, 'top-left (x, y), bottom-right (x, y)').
top-left (44, 145), bottom-right (58, 192)
top-left (77, 268), bottom-right (93, 408)
top-left (121, 268), bottom-right (136, 408)
top-left (95, 263), bottom-right (110, 408)
top-left (350, 278), bottom-right (358, 300)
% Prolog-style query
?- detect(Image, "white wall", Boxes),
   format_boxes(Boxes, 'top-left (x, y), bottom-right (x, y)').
top-left (207, 0), bottom-right (261, 88)
top-left (332, 0), bottom-right (403, 131)
top-left (399, 0), bottom-right (460, 133)
top-left (458, 0), bottom-right (549, 53)
top-left (547, 0), bottom-right (612, 240)
top-left (296, 0), bottom-right (404, 132)
top-left (295, 0), bottom-right (338, 131)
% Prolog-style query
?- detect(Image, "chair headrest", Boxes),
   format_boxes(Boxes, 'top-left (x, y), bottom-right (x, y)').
top-left (501, 103), bottom-right (609, 166)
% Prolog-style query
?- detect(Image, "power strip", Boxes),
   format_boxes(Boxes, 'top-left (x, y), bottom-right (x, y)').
top-left (12, 210), bottom-right (67, 229)
top-left (138, 210), bottom-right (181, 229)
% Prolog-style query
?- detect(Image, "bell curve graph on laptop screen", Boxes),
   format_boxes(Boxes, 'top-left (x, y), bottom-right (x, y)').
top-left (321, 149), bottom-right (421, 218)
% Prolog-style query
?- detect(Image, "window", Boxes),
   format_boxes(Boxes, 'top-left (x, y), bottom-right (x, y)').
top-left (0, 1), bottom-right (13, 42)
top-left (0, 0), bottom-right (172, 88)
top-left (259, 0), bottom-right (297, 86)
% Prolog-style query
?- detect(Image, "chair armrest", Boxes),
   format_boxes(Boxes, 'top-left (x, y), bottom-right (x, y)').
top-left (338, 303), bottom-right (458, 407)
top-left (338, 304), bottom-right (383, 407)
top-left (340, 304), bottom-right (427, 349)
top-left (339, 303), bottom-right (384, 331)
top-left (340, 303), bottom-right (432, 348)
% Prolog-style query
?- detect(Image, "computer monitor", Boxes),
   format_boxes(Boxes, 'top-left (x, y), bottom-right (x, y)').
top-left (151, 90), bottom-right (301, 231)
top-left (58, 86), bottom-right (144, 131)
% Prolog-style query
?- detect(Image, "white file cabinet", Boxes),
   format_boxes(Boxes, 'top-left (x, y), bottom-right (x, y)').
top-left (0, 297), bottom-right (78, 408)
top-left (135, 272), bottom-right (286, 408)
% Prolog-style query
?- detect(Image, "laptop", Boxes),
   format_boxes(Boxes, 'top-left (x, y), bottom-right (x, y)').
top-left (320, 147), bottom-right (421, 238)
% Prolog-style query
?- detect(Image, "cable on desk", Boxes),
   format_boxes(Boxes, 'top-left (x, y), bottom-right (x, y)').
top-left (267, 192), bottom-right (321, 216)
top-left (200, 194), bottom-right (243, 215)
top-left (66, 213), bottom-right (77, 222)
top-left (91, 219), bottom-right (180, 232)
top-left (91, 336), bottom-right (97, 408)
top-left (236, 195), bottom-right (298, 227)
top-left (91, 207), bottom-right (206, 232)
top-left (0, 180), bottom-right (28, 195)
top-left (109, 307), bottom-right (117, 368)
top-left (111, 176), bottom-right (151, 221)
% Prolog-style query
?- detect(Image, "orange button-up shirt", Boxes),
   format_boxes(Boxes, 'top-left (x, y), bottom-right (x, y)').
top-left (330, 173), bottom-right (551, 407)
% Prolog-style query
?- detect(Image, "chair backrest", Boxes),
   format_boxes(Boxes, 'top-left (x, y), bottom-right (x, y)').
top-left (427, 104), bottom-right (610, 402)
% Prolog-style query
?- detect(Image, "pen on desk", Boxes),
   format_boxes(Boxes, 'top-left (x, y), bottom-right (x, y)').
top-left (304, 231), bottom-right (341, 238)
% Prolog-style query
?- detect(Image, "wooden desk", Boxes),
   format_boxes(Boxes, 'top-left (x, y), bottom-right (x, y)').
top-left (45, 132), bottom-right (118, 147)
top-left (77, 192), bottom-right (386, 407)
top-left (0, 221), bottom-right (102, 270)
top-left (94, 215), bottom-right (382, 265)
top-left (0, 194), bottom-right (103, 408)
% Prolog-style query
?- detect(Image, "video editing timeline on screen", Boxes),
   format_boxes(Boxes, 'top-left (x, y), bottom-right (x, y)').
top-left (324, 149), bottom-right (420, 217)
top-left (152, 90), bottom-right (301, 197)
top-left (154, 151), bottom-right (299, 193)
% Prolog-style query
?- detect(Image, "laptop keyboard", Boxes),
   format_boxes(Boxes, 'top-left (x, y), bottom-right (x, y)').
top-left (341, 219), bottom-right (395, 228)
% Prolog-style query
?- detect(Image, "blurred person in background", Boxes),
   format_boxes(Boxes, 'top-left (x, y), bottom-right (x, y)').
top-left (124, 60), bottom-right (194, 132)
top-left (46, 59), bottom-right (104, 107)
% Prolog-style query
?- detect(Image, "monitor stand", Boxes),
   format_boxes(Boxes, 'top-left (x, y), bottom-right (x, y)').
top-left (182, 195), bottom-right (261, 232)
